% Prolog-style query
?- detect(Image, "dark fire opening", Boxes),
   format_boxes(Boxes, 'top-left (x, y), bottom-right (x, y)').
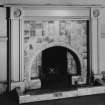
top-left (40, 46), bottom-right (81, 89)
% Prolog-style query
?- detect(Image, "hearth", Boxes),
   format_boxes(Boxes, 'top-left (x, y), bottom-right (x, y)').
top-left (7, 5), bottom-right (105, 104)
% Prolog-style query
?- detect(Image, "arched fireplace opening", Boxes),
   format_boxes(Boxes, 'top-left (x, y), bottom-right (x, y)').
top-left (38, 46), bottom-right (81, 90)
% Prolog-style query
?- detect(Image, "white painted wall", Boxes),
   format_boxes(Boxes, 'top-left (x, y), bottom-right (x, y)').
top-left (0, 39), bottom-right (7, 81)
top-left (0, 8), bottom-right (7, 82)
top-left (0, 8), bottom-right (7, 94)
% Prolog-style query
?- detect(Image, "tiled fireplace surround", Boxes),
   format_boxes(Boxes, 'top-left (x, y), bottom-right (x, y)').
top-left (8, 5), bottom-right (105, 103)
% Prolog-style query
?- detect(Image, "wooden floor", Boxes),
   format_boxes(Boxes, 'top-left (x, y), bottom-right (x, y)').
top-left (0, 92), bottom-right (105, 105)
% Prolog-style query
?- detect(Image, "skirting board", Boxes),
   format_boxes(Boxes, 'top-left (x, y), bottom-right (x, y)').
top-left (19, 86), bottom-right (105, 104)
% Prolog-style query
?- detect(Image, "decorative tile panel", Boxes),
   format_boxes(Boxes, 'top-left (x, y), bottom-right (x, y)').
top-left (24, 19), bottom-right (88, 83)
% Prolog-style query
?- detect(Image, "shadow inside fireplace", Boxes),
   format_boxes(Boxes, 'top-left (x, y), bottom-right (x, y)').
top-left (39, 46), bottom-right (78, 90)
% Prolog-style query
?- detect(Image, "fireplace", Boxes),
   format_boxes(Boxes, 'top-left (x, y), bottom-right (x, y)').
top-left (37, 46), bottom-right (81, 89)
top-left (7, 5), bottom-right (105, 103)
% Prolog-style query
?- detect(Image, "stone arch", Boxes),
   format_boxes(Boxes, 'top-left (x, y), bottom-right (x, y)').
top-left (26, 42), bottom-right (83, 81)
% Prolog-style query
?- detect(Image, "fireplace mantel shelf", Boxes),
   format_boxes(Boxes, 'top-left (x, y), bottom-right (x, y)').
top-left (4, 4), bottom-right (104, 8)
